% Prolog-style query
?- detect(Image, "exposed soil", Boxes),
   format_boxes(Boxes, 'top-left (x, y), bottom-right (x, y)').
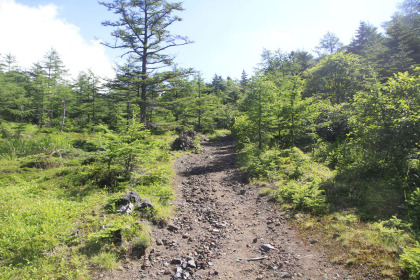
top-left (97, 137), bottom-right (356, 280)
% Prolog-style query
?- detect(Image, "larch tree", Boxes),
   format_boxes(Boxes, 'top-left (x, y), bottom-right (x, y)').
top-left (100, 0), bottom-right (192, 124)
top-left (2, 53), bottom-right (18, 72)
top-left (315, 32), bottom-right (343, 56)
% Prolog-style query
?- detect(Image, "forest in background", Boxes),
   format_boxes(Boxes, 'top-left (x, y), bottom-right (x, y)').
top-left (0, 0), bottom-right (419, 279)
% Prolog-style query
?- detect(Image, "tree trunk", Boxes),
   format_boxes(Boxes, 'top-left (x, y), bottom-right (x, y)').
top-left (60, 100), bottom-right (66, 132)
top-left (140, 7), bottom-right (149, 124)
top-left (258, 90), bottom-right (262, 150)
top-left (198, 81), bottom-right (201, 131)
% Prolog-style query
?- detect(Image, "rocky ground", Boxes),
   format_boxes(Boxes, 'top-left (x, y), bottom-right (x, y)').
top-left (97, 137), bottom-right (356, 280)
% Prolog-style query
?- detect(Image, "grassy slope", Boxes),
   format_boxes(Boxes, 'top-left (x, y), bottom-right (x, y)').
top-left (0, 123), bottom-right (176, 279)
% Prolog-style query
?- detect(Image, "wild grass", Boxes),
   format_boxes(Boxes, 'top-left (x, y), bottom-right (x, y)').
top-left (0, 123), bottom-right (175, 279)
top-left (208, 129), bottom-right (231, 141)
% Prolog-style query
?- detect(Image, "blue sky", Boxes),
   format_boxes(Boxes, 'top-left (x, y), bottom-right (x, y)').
top-left (0, 0), bottom-right (402, 81)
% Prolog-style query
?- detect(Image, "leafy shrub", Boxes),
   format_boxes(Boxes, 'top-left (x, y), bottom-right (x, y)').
top-left (404, 188), bottom-right (420, 233)
top-left (231, 115), bottom-right (253, 150)
top-left (401, 245), bottom-right (420, 279)
top-left (277, 180), bottom-right (328, 214)
top-left (373, 218), bottom-right (414, 249)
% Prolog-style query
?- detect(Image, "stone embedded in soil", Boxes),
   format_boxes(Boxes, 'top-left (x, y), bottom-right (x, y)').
top-left (171, 258), bottom-right (182, 265)
top-left (260, 243), bottom-right (276, 252)
top-left (167, 224), bottom-right (180, 232)
top-left (135, 198), bottom-right (154, 210)
top-left (280, 272), bottom-right (293, 278)
top-left (115, 202), bottom-right (133, 215)
top-left (187, 259), bottom-right (196, 268)
top-left (120, 191), bottom-right (141, 204)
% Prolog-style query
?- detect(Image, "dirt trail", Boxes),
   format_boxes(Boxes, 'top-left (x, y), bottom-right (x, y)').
top-left (99, 137), bottom-right (353, 280)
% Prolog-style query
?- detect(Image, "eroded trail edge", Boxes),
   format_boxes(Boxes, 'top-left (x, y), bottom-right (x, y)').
top-left (105, 137), bottom-right (352, 279)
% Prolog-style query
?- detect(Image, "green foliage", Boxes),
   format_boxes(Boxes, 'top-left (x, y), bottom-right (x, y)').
top-left (0, 125), bottom-right (174, 278)
top-left (383, 0), bottom-right (420, 76)
top-left (305, 52), bottom-right (377, 104)
top-left (277, 180), bottom-right (328, 214)
top-left (237, 145), bottom-right (330, 214)
top-left (404, 188), bottom-right (420, 233)
top-left (401, 245), bottom-right (420, 279)
top-left (314, 102), bottom-right (350, 143)
top-left (239, 76), bottom-right (277, 149)
top-left (372, 217), bottom-right (414, 249)
top-left (231, 115), bottom-right (253, 149)
top-left (350, 69), bottom-right (420, 173)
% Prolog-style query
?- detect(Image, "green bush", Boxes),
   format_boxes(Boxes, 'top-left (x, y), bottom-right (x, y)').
top-left (277, 180), bottom-right (328, 214)
top-left (237, 145), bottom-right (331, 214)
top-left (401, 245), bottom-right (420, 279)
top-left (404, 188), bottom-right (420, 233)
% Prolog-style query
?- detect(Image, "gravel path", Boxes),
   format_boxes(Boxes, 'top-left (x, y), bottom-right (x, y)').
top-left (98, 137), bottom-right (354, 280)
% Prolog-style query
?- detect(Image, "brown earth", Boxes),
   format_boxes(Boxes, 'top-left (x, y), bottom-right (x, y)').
top-left (96, 137), bottom-right (356, 280)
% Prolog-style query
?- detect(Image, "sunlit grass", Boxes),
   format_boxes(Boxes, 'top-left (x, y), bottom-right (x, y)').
top-left (291, 212), bottom-right (416, 279)
top-left (0, 125), bottom-right (176, 279)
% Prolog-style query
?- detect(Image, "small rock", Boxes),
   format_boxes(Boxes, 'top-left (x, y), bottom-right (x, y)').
top-left (171, 258), bottom-right (182, 265)
top-left (120, 191), bottom-right (141, 204)
top-left (116, 265), bottom-right (124, 271)
top-left (167, 224), bottom-right (180, 232)
top-left (239, 190), bottom-right (246, 195)
top-left (253, 237), bottom-right (258, 243)
top-left (310, 239), bottom-right (317, 245)
top-left (164, 268), bottom-right (172, 275)
top-left (187, 259), bottom-right (196, 268)
top-left (143, 260), bottom-right (151, 267)
top-left (281, 272), bottom-right (293, 278)
top-left (136, 198), bottom-right (154, 210)
top-left (156, 239), bottom-right (164, 246)
top-left (173, 272), bottom-right (182, 279)
top-left (260, 244), bottom-right (276, 252)
top-left (115, 202), bottom-right (134, 215)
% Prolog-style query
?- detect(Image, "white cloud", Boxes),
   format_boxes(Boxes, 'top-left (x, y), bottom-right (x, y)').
top-left (0, 0), bottom-right (114, 78)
